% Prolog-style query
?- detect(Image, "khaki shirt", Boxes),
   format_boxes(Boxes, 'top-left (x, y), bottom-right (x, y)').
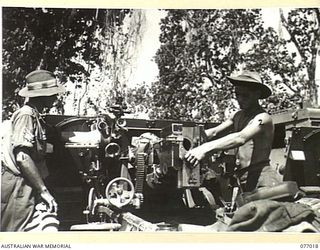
top-left (1, 105), bottom-right (48, 178)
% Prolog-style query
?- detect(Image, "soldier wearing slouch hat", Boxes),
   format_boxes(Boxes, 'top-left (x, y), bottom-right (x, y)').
top-left (1, 70), bottom-right (65, 231)
top-left (185, 71), bottom-right (280, 192)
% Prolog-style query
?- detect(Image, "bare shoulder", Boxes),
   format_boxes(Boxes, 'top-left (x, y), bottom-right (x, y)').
top-left (240, 112), bottom-right (273, 139)
top-left (227, 110), bottom-right (238, 120)
top-left (252, 112), bottom-right (273, 126)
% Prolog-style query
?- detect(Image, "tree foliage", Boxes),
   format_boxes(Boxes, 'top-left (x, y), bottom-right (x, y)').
top-left (2, 7), bottom-right (131, 119)
top-left (3, 8), bottom-right (319, 122)
top-left (153, 8), bottom-right (320, 122)
top-left (153, 9), bottom-right (265, 121)
top-left (77, 10), bottom-right (146, 116)
top-left (244, 8), bottom-right (320, 111)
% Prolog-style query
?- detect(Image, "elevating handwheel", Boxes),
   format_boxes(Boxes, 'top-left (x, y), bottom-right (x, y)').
top-left (105, 177), bottom-right (135, 208)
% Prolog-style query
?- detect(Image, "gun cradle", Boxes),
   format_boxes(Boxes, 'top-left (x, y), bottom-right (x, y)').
top-left (133, 123), bottom-right (211, 190)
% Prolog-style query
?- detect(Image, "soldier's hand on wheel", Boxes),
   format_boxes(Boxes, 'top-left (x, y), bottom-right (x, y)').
top-left (40, 188), bottom-right (58, 213)
top-left (185, 147), bottom-right (206, 167)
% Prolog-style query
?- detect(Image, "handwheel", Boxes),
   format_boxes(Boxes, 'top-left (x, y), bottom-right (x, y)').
top-left (105, 177), bottom-right (135, 208)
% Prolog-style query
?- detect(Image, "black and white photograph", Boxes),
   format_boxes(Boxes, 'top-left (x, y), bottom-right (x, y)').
top-left (1, 2), bottom-right (320, 241)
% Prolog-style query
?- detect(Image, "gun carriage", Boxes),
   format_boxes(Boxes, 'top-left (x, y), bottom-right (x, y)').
top-left (44, 105), bottom-right (320, 231)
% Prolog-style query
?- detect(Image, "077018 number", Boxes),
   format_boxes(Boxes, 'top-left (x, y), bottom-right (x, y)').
top-left (300, 244), bottom-right (319, 248)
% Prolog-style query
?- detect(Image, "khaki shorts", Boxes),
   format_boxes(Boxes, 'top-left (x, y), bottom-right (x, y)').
top-left (238, 165), bottom-right (282, 192)
top-left (1, 168), bottom-right (35, 231)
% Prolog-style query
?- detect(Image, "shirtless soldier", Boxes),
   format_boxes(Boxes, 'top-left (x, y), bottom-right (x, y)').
top-left (185, 71), bottom-right (280, 192)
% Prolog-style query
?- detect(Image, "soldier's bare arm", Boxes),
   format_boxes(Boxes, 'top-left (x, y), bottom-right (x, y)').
top-left (186, 113), bottom-right (272, 166)
top-left (15, 148), bottom-right (58, 212)
top-left (205, 118), bottom-right (234, 140)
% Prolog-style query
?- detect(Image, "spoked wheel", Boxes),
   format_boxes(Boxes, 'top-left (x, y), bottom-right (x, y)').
top-left (105, 177), bottom-right (135, 208)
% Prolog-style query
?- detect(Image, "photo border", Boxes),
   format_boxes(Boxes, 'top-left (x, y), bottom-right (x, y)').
top-left (0, 0), bottom-right (319, 246)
